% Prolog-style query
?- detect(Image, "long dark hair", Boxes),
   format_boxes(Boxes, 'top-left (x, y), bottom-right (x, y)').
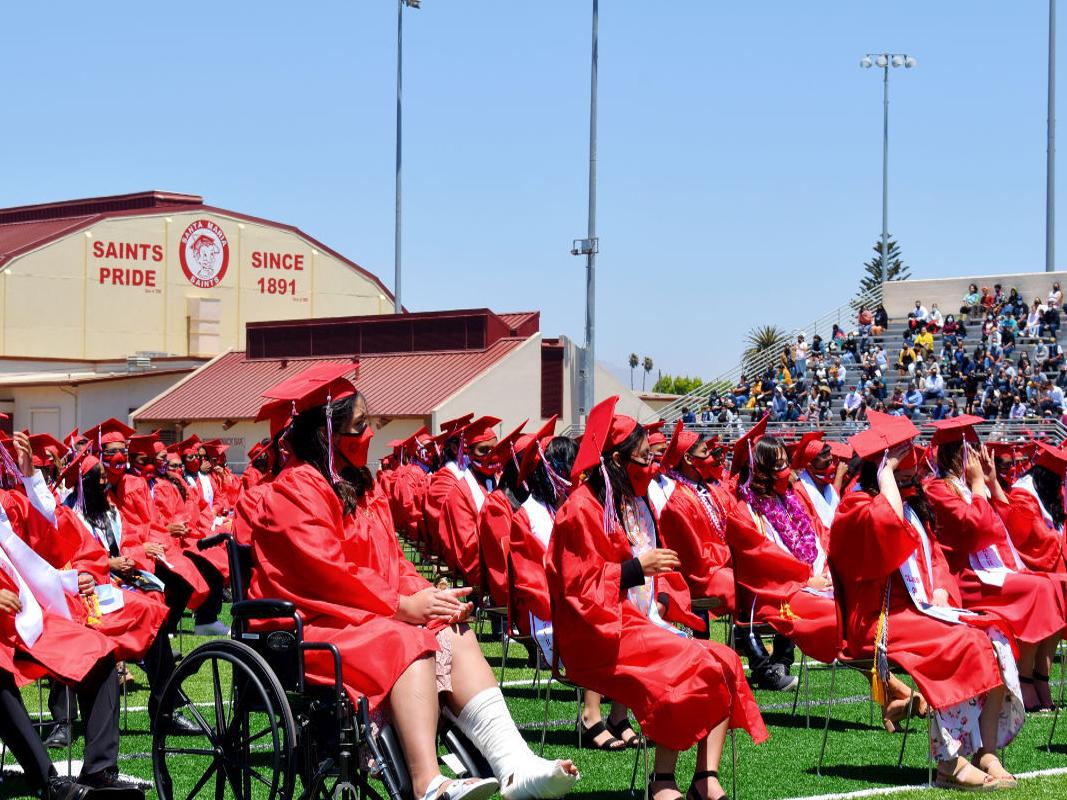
top-left (495, 451), bottom-right (528, 510)
top-left (528, 436), bottom-right (578, 510)
top-left (735, 437), bottom-right (785, 498)
top-left (585, 424), bottom-right (646, 518)
top-left (163, 471), bottom-right (188, 501)
top-left (290, 393), bottom-right (373, 515)
top-left (1031, 464), bottom-right (1067, 529)
top-left (858, 459), bottom-right (936, 530)
top-left (935, 440), bottom-right (966, 478)
top-left (79, 464), bottom-right (113, 530)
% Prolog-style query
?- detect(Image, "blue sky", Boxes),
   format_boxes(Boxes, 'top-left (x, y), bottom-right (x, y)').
top-left (0, 2), bottom-right (1058, 381)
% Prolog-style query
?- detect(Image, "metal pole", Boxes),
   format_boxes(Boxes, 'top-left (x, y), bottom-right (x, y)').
top-left (394, 0), bottom-right (403, 312)
top-left (1049, 0), bottom-right (1057, 272)
top-left (583, 0), bottom-right (598, 418)
top-left (881, 60), bottom-right (890, 284)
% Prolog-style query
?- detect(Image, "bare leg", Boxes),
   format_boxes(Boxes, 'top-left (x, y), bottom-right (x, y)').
top-left (650, 747), bottom-right (681, 800)
top-left (972, 685), bottom-right (1015, 784)
top-left (1018, 643), bottom-right (1039, 708)
top-left (443, 625), bottom-right (503, 714)
top-left (1035, 636), bottom-right (1059, 708)
top-left (690, 718), bottom-right (728, 800)
top-left (580, 691), bottom-right (621, 748)
top-left (390, 655), bottom-right (444, 798)
top-left (606, 701), bottom-right (641, 746)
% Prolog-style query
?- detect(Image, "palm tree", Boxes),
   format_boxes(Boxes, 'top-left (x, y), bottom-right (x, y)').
top-left (629, 353), bottom-right (639, 389)
top-left (642, 356), bottom-right (654, 391)
top-left (743, 325), bottom-right (788, 376)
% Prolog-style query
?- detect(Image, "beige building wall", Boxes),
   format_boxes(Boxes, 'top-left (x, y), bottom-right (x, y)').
top-left (1, 210), bottom-right (393, 360)
top-left (8, 373), bottom-right (189, 437)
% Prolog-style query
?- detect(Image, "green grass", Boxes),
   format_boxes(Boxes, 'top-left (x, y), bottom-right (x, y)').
top-left (4, 598), bottom-right (1067, 799)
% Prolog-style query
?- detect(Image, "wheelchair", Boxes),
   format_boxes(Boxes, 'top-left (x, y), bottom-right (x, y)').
top-left (151, 534), bottom-right (494, 800)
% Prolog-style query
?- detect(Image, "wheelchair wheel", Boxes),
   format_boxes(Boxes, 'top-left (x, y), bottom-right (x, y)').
top-left (153, 639), bottom-right (298, 800)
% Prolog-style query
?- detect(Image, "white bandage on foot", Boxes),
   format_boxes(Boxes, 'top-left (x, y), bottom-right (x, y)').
top-left (450, 687), bottom-right (578, 800)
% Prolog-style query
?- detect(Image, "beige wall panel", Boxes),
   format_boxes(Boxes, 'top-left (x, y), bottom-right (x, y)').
top-left (434, 337), bottom-right (545, 441)
top-left (3, 234), bottom-right (86, 357)
top-left (167, 421), bottom-right (265, 470)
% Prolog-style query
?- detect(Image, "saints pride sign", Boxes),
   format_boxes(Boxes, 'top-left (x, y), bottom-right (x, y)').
top-left (179, 220), bottom-right (230, 289)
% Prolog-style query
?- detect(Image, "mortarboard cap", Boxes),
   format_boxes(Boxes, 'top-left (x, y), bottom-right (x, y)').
top-left (928, 414), bottom-right (985, 446)
top-left (660, 420), bottom-right (700, 472)
top-left (463, 416), bottom-right (502, 445)
top-left (848, 412), bottom-right (919, 462)
top-left (1034, 441), bottom-right (1067, 474)
top-left (730, 414), bottom-right (770, 476)
top-left (484, 419), bottom-right (528, 469)
top-left (259, 362), bottom-right (359, 418)
top-left (82, 418), bottom-right (136, 451)
top-left (790, 431), bottom-right (827, 471)
top-left (516, 415), bottom-right (560, 485)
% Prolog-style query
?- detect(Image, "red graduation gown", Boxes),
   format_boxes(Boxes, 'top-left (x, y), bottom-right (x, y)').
top-left (151, 478), bottom-right (230, 583)
top-left (997, 488), bottom-right (1067, 575)
top-left (509, 506), bottom-right (549, 634)
top-left (391, 464), bottom-right (430, 544)
top-left (241, 461), bottom-right (437, 711)
top-left (723, 497), bottom-right (839, 664)
top-left (547, 483), bottom-right (767, 751)
top-left (829, 491), bottom-right (1008, 710)
top-left (438, 475), bottom-right (486, 586)
top-left (656, 480), bottom-right (736, 613)
top-left (477, 490), bottom-right (514, 606)
top-left (925, 479), bottom-right (1065, 645)
top-left (241, 466), bottom-right (264, 493)
top-left (55, 505), bottom-right (169, 662)
top-left (422, 468), bottom-right (459, 556)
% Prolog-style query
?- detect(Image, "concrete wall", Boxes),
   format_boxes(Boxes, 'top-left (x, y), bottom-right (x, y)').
top-left (7, 372), bottom-right (191, 437)
top-left (882, 271), bottom-right (1067, 320)
top-left (1, 210), bottom-right (392, 360)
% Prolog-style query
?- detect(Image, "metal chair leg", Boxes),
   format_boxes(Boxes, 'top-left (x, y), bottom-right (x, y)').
top-left (539, 675), bottom-right (554, 756)
top-left (897, 691), bottom-right (915, 769)
top-left (790, 652), bottom-right (805, 718)
top-left (1049, 640), bottom-right (1065, 752)
top-left (730, 728), bottom-right (737, 800)
top-left (816, 661), bottom-right (838, 776)
top-left (927, 716), bottom-right (934, 787)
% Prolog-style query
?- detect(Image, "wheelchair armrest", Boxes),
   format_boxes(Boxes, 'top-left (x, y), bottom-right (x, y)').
top-left (196, 533), bottom-right (230, 551)
top-left (232, 599), bottom-right (297, 620)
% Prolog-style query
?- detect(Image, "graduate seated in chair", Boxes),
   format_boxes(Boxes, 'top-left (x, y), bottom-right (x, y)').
top-left (238, 364), bottom-right (579, 800)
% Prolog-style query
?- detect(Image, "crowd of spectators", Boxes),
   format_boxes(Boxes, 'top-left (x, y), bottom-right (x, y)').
top-left (690, 282), bottom-right (1067, 426)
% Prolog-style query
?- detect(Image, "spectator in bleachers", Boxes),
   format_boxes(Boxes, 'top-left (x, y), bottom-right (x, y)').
top-left (961, 283), bottom-right (981, 315)
top-left (930, 396), bottom-right (948, 420)
top-left (872, 304), bottom-right (889, 334)
top-left (841, 385), bottom-right (864, 422)
top-left (945, 397), bottom-right (960, 418)
top-left (874, 345), bottom-right (888, 372)
top-left (928, 303), bottom-right (944, 332)
top-left (1043, 301), bottom-right (1061, 337)
top-left (816, 381), bottom-right (833, 422)
top-left (980, 286), bottom-right (995, 312)
top-left (1040, 380), bottom-right (1065, 416)
top-left (829, 358), bottom-right (846, 391)
top-left (700, 404), bottom-right (713, 423)
top-left (841, 332), bottom-right (859, 363)
top-left (941, 314), bottom-right (963, 346)
top-left (991, 283), bottom-right (1006, 313)
top-left (903, 383), bottom-right (924, 420)
top-left (1027, 299), bottom-right (1045, 337)
top-left (907, 300), bottom-right (929, 332)
top-left (1010, 395), bottom-right (1028, 420)
top-left (681, 406), bottom-right (696, 424)
top-left (887, 386), bottom-right (905, 415)
top-left (913, 326), bottom-right (934, 360)
top-left (831, 323), bottom-right (846, 343)
top-left (1048, 281), bottom-right (1062, 309)
top-left (732, 375), bottom-right (750, 408)
top-left (1003, 287), bottom-right (1023, 317)
top-left (1056, 363), bottom-right (1067, 390)
top-left (810, 333), bottom-right (824, 355)
top-left (923, 366), bottom-right (945, 402)
top-left (857, 305), bottom-right (873, 335)
top-left (794, 334), bottom-right (808, 378)
top-left (897, 340), bottom-right (916, 377)
top-left (1047, 340), bottom-right (1064, 371)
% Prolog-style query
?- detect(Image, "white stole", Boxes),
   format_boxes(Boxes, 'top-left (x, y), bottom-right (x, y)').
top-left (445, 461), bottom-right (486, 512)
top-left (899, 504), bottom-right (976, 625)
top-left (519, 496), bottom-right (556, 664)
top-left (646, 475), bottom-right (675, 517)
top-left (798, 470), bottom-right (839, 529)
top-left (950, 478), bottom-right (1024, 586)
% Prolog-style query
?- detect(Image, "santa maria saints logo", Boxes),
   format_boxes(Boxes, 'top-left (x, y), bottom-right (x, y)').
top-left (179, 220), bottom-right (230, 288)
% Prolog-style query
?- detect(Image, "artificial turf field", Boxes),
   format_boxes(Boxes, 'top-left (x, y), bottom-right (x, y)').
top-left (5, 602), bottom-right (1067, 799)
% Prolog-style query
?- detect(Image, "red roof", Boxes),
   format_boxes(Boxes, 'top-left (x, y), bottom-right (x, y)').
top-left (133, 338), bottom-right (528, 422)
top-left (0, 190), bottom-right (395, 304)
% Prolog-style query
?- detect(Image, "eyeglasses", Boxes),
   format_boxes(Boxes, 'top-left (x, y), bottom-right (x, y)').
top-left (102, 448), bottom-right (128, 456)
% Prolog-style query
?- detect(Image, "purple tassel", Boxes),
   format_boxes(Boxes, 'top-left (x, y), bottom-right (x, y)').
top-left (325, 394), bottom-right (339, 483)
top-left (600, 457), bottom-right (617, 535)
top-left (743, 440), bottom-right (755, 492)
top-left (0, 442), bottom-right (23, 486)
top-left (457, 434), bottom-right (468, 471)
top-left (76, 465), bottom-right (86, 518)
top-left (962, 441), bottom-right (969, 478)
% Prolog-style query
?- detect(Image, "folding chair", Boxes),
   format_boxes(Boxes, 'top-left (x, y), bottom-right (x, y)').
top-left (1045, 637), bottom-right (1067, 752)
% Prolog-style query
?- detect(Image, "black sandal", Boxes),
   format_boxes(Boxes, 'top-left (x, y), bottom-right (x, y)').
top-left (649, 772), bottom-right (684, 800)
top-left (687, 769), bottom-right (728, 800)
top-left (606, 714), bottom-right (646, 749)
top-left (578, 719), bottom-right (627, 751)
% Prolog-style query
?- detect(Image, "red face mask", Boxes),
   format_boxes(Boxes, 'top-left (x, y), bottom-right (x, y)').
top-left (626, 459), bottom-right (656, 497)
top-left (772, 467), bottom-right (792, 495)
top-left (140, 462), bottom-right (157, 478)
top-left (184, 457), bottom-right (201, 473)
top-left (102, 452), bottom-right (128, 478)
top-left (337, 426), bottom-right (374, 469)
top-left (810, 462), bottom-right (836, 484)
top-left (692, 454), bottom-right (723, 483)
top-left (899, 483), bottom-right (919, 499)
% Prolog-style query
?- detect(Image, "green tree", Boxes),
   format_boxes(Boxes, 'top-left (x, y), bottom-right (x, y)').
top-left (628, 353), bottom-right (639, 389)
top-left (642, 356), bottom-right (654, 391)
top-left (743, 325), bottom-right (788, 376)
top-left (857, 236), bottom-right (910, 301)
top-left (652, 374), bottom-right (704, 395)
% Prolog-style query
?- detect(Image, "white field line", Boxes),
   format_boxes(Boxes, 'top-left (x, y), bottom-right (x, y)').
top-left (778, 766), bottom-right (1067, 800)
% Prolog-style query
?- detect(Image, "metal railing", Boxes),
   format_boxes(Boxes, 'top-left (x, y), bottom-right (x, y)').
top-left (652, 286), bottom-right (884, 423)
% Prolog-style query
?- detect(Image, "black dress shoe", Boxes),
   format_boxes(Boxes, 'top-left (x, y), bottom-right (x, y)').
top-left (161, 712), bottom-right (203, 735)
top-left (43, 722), bottom-right (72, 749)
top-left (77, 768), bottom-right (146, 799)
top-left (46, 776), bottom-right (92, 800)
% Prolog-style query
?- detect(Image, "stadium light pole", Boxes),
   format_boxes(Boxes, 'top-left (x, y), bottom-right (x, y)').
top-left (395, 0), bottom-right (421, 313)
top-left (572, 0), bottom-right (599, 422)
top-left (861, 53), bottom-right (917, 284)
top-left (1048, 0), bottom-right (1057, 272)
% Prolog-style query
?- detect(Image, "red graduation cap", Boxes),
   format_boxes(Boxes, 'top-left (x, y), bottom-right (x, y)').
top-left (127, 433), bottom-right (161, 459)
top-left (28, 434), bottom-right (65, 468)
top-left (203, 441), bottom-right (230, 460)
top-left (260, 362), bottom-right (359, 417)
top-left (928, 414), bottom-right (985, 446)
top-left (82, 418), bottom-right (136, 451)
top-left (644, 419), bottom-right (667, 447)
top-left (169, 435), bottom-right (203, 458)
top-left (730, 414), bottom-right (770, 476)
top-left (485, 419), bottom-right (528, 469)
top-left (790, 431), bottom-right (827, 471)
top-left (247, 442), bottom-right (268, 462)
top-left (661, 420), bottom-right (700, 472)
top-left (463, 416), bottom-right (502, 445)
top-left (827, 440), bottom-right (854, 461)
top-left (570, 396), bottom-right (639, 482)
top-left (516, 415), bottom-right (560, 485)
top-left (403, 426), bottom-right (432, 455)
top-left (438, 413), bottom-right (474, 435)
top-left (59, 447), bottom-right (100, 487)
top-left (848, 411), bottom-right (920, 462)
top-left (1034, 441), bottom-right (1067, 474)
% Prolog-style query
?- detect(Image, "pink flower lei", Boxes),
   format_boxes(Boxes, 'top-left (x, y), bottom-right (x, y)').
top-left (738, 483), bottom-right (819, 565)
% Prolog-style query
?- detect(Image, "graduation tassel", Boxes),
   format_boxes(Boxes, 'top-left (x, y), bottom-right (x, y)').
top-left (325, 393), bottom-right (340, 483)
top-left (599, 457), bottom-right (617, 535)
top-left (0, 441), bottom-right (23, 487)
top-left (870, 579), bottom-right (892, 707)
top-left (538, 440), bottom-right (572, 502)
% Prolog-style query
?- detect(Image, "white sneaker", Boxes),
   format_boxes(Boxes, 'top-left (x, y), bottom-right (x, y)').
top-left (193, 621), bottom-right (229, 636)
